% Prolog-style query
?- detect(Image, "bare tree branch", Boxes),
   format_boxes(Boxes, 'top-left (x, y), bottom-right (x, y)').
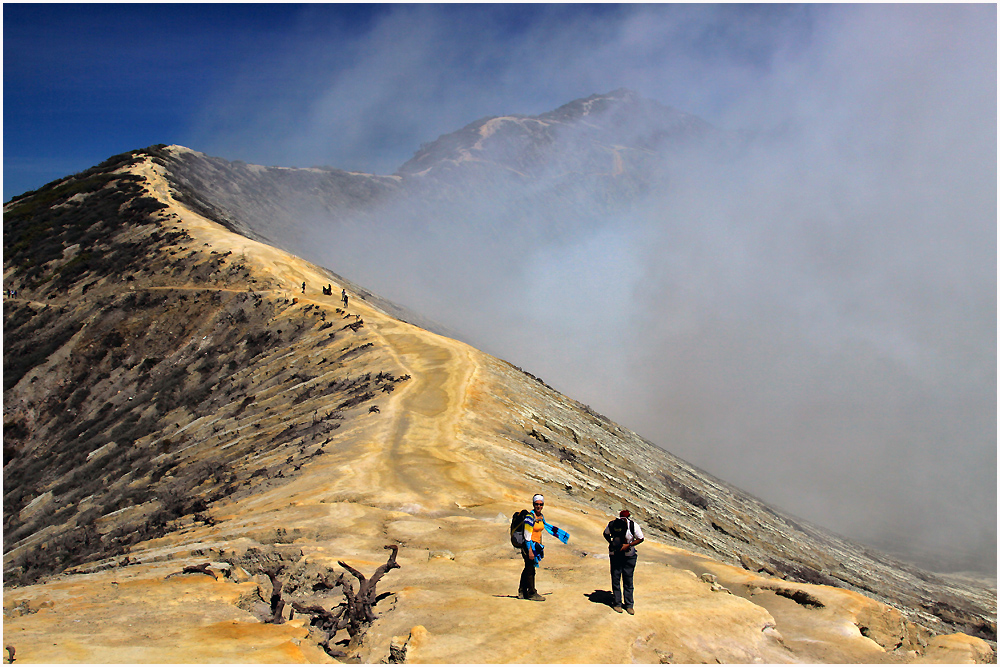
top-left (164, 563), bottom-right (216, 579)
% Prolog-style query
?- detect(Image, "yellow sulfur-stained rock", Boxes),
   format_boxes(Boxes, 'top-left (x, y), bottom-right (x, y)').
top-left (916, 633), bottom-right (996, 664)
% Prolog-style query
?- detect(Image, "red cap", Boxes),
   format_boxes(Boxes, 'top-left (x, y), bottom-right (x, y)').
top-left (619, 510), bottom-right (630, 517)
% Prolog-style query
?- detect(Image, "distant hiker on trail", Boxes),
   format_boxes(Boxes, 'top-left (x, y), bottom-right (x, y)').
top-left (604, 509), bottom-right (644, 614)
top-left (512, 494), bottom-right (569, 601)
top-left (342, 289), bottom-right (348, 308)
top-left (302, 282), bottom-right (306, 294)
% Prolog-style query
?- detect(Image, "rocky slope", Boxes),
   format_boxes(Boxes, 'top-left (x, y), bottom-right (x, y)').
top-left (3, 144), bottom-right (995, 663)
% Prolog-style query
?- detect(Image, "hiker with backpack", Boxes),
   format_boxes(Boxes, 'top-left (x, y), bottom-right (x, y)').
top-left (604, 509), bottom-right (644, 614)
top-left (510, 494), bottom-right (569, 601)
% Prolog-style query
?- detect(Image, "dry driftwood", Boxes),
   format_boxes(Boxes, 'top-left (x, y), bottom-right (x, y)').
top-left (291, 544), bottom-right (401, 651)
top-left (164, 563), bottom-right (216, 580)
top-left (337, 543), bottom-right (400, 629)
top-left (215, 544), bottom-right (400, 656)
top-left (262, 564), bottom-right (287, 624)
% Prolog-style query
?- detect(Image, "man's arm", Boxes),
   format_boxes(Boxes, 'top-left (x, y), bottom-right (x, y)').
top-left (626, 521), bottom-right (644, 550)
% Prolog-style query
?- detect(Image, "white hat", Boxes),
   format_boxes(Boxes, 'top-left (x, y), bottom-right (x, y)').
top-left (532, 494), bottom-right (544, 503)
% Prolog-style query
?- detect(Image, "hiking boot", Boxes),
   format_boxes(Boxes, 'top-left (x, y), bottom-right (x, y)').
top-left (625, 607), bottom-right (634, 615)
top-left (529, 593), bottom-right (546, 602)
top-left (517, 591), bottom-right (526, 599)
top-left (613, 606), bottom-right (623, 613)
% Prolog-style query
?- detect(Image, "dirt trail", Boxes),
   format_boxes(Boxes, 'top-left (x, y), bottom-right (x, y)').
top-left (136, 155), bottom-right (501, 509)
top-left (371, 323), bottom-right (499, 506)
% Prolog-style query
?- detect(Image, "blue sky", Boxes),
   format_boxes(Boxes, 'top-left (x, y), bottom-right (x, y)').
top-left (4, 3), bottom-right (816, 200)
top-left (5, 4), bottom-right (366, 197)
top-left (3, 4), bottom-right (996, 573)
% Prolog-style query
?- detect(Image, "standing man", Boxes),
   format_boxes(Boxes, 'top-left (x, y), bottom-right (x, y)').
top-left (604, 509), bottom-right (644, 614)
top-left (342, 288), bottom-right (349, 308)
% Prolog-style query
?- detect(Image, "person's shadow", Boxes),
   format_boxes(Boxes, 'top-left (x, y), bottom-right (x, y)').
top-left (585, 590), bottom-right (616, 608)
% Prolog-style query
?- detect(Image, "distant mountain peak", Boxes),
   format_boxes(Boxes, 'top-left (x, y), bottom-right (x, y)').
top-left (537, 88), bottom-right (644, 122)
top-left (396, 89), bottom-right (717, 178)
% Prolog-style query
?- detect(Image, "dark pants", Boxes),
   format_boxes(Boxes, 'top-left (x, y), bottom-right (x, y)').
top-left (519, 549), bottom-right (536, 596)
top-left (610, 552), bottom-right (637, 608)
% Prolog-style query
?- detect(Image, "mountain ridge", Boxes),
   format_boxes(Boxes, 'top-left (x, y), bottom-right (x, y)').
top-left (396, 88), bottom-right (720, 183)
top-left (2, 145), bottom-right (994, 663)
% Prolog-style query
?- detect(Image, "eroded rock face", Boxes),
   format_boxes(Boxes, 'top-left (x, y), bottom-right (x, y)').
top-left (921, 633), bottom-right (996, 664)
top-left (3, 145), bottom-right (995, 663)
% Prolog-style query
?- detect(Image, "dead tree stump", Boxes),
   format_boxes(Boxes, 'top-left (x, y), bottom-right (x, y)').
top-left (221, 546), bottom-right (302, 625)
top-left (291, 544), bottom-right (401, 652)
top-left (164, 563), bottom-right (217, 580)
top-left (219, 544), bottom-right (400, 656)
top-left (337, 543), bottom-right (401, 631)
top-left (263, 564), bottom-right (288, 624)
